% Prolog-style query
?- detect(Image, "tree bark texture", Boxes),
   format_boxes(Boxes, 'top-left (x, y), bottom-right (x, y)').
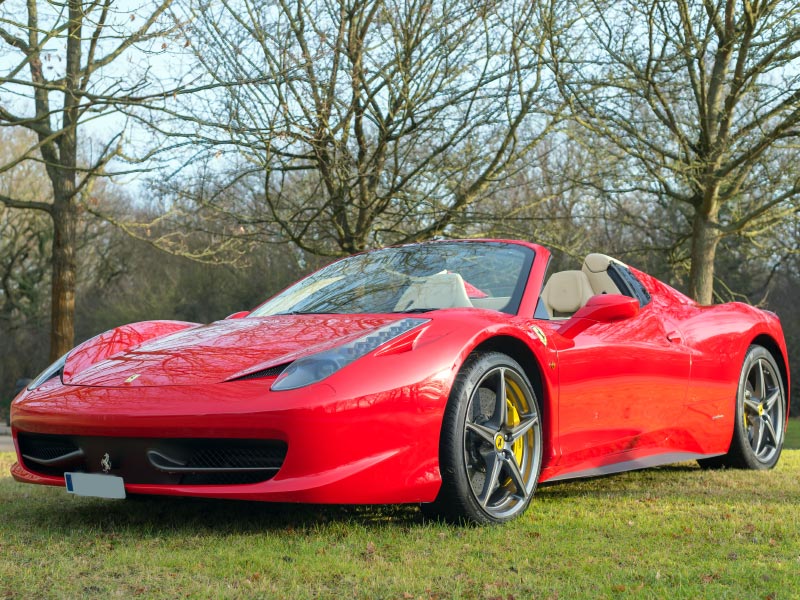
top-left (49, 198), bottom-right (77, 360)
top-left (687, 205), bottom-right (722, 305)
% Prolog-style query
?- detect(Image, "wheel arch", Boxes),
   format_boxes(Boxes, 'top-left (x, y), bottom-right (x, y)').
top-left (469, 335), bottom-right (547, 412)
top-left (750, 333), bottom-right (791, 415)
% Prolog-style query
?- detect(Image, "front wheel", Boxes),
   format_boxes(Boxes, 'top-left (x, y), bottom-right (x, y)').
top-left (699, 345), bottom-right (786, 470)
top-left (423, 352), bottom-right (543, 524)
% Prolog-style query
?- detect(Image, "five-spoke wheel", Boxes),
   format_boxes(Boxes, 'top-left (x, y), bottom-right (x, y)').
top-left (424, 352), bottom-right (542, 523)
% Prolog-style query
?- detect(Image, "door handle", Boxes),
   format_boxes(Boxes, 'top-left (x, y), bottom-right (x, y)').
top-left (666, 331), bottom-right (683, 344)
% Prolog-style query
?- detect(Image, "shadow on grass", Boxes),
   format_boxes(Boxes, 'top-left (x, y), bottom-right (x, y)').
top-left (29, 494), bottom-right (431, 536)
top-left (6, 454), bottom-right (795, 535)
top-left (10, 463), bottom-right (701, 534)
top-left (536, 461), bottom-right (703, 499)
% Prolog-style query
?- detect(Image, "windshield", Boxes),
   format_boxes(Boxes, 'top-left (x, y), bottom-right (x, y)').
top-left (250, 241), bottom-right (535, 316)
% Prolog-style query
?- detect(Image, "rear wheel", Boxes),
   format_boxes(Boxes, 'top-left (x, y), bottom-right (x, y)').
top-left (423, 352), bottom-right (543, 524)
top-left (699, 345), bottom-right (786, 470)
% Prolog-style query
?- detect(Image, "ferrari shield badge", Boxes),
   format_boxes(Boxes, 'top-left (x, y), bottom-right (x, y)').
top-left (530, 325), bottom-right (547, 346)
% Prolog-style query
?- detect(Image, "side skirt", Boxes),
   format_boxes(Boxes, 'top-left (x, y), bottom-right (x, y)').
top-left (542, 451), bottom-right (724, 483)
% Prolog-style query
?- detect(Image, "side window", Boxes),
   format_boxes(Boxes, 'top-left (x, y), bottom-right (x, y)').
top-left (607, 264), bottom-right (651, 307)
top-left (534, 297), bottom-right (551, 319)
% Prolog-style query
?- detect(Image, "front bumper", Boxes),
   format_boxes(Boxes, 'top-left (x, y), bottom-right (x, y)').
top-left (10, 367), bottom-right (450, 504)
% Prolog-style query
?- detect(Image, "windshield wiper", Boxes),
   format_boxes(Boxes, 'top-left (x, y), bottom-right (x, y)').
top-left (392, 308), bottom-right (434, 314)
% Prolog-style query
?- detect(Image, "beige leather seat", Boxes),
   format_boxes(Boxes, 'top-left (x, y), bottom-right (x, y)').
top-left (394, 272), bottom-right (473, 311)
top-left (581, 253), bottom-right (624, 295)
top-left (540, 270), bottom-right (594, 318)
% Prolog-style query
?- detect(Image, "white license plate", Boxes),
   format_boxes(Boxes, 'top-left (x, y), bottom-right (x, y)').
top-left (64, 472), bottom-right (126, 499)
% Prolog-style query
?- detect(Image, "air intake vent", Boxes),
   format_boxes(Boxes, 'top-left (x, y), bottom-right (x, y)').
top-left (231, 363), bottom-right (290, 381)
top-left (19, 434), bottom-right (80, 462)
top-left (147, 440), bottom-right (287, 485)
top-left (18, 434), bottom-right (85, 475)
top-left (15, 433), bottom-right (287, 485)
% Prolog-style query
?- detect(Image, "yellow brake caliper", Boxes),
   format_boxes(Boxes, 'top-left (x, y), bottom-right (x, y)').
top-left (505, 380), bottom-right (527, 467)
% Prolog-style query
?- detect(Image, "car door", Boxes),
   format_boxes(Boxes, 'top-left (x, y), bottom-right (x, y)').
top-left (551, 302), bottom-right (691, 473)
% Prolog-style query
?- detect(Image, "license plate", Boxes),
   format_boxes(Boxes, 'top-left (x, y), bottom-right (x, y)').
top-left (64, 472), bottom-right (126, 499)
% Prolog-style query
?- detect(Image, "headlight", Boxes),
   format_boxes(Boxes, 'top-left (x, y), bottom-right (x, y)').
top-left (271, 318), bottom-right (429, 391)
top-left (27, 353), bottom-right (69, 391)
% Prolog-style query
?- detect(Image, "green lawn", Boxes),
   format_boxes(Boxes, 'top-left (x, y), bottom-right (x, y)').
top-left (2, 451), bottom-right (799, 599)
top-left (785, 417), bottom-right (800, 450)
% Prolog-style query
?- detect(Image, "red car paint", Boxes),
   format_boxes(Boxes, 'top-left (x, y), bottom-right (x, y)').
top-left (9, 240), bottom-right (791, 504)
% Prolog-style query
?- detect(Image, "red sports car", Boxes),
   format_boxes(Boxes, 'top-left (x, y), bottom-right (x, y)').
top-left (10, 240), bottom-right (791, 523)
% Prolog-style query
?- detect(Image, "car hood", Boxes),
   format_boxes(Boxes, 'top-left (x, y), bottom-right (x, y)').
top-left (63, 315), bottom-right (398, 387)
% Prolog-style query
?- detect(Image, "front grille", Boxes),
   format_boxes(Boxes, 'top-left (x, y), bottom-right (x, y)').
top-left (187, 446), bottom-right (285, 470)
top-left (17, 433), bottom-right (287, 486)
top-left (19, 435), bottom-right (81, 463)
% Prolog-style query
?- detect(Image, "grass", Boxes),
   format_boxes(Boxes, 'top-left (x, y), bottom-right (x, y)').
top-left (2, 451), bottom-right (799, 599)
top-left (785, 417), bottom-right (800, 450)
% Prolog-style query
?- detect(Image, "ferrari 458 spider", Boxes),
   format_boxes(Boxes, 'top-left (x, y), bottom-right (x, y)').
top-left (10, 240), bottom-right (791, 523)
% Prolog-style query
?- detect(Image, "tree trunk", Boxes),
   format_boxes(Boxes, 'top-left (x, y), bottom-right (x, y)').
top-left (49, 195), bottom-right (77, 360)
top-left (46, 0), bottom-right (82, 361)
top-left (687, 206), bottom-right (722, 305)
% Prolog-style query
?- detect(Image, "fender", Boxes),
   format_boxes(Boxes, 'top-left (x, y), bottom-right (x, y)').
top-left (62, 321), bottom-right (200, 382)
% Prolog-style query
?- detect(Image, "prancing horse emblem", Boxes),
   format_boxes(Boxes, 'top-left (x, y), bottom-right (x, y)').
top-left (100, 453), bottom-right (112, 473)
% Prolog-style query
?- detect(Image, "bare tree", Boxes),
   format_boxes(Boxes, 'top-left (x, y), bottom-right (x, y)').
top-left (0, 129), bottom-right (54, 326)
top-left (0, 0), bottom-right (191, 359)
top-left (176, 0), bottom-right (572, 256)
top-left (557, 0), bottom-right (800, 303)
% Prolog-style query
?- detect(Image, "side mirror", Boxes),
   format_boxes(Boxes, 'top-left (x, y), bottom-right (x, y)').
top-left (225, 310), bottom-right (250, 320)
top-left (557, 294), bottom-right (640, 340)
top-left (572, 294), bottom-right (639, 323)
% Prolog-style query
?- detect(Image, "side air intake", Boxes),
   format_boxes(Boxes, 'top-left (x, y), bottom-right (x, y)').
top-left (229, 364), bottom-right (290, 381)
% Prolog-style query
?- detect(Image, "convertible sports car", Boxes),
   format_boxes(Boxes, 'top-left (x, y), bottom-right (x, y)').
top-left (10, 239), bottom-right (791, 523)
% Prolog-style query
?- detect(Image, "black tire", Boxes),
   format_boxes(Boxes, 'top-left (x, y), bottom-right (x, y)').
top-left (698, 345), bottom-right (786, 470)
top-left (422, 352), bottom-right (543, 524)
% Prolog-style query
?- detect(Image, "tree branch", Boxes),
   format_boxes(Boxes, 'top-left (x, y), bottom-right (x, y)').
top-left (0, 193), bottom-right (52, 214)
